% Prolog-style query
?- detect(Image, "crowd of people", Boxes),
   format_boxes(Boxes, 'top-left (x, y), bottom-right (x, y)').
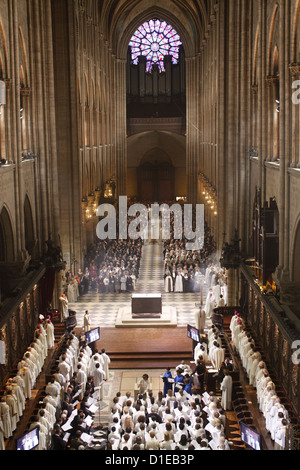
top-left (49, 335), bottom-right (111, 451)
top-left (163, 220), bottom-right (218, 294)
top-left (230, 312), bottom-right (290, 450)
top-left (106, 377), bottom-right (231, 450)
top-left (0, 316), bottom-right (55, 450)
top-left (61, 237), bottom-right (143, 302)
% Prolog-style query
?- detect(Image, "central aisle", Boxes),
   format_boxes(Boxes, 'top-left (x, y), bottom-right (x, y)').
top-left (68, 240), bottom-right (203, 329)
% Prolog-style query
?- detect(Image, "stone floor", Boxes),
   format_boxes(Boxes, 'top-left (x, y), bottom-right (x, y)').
top-left (68, 241), bottom-right (208, 330)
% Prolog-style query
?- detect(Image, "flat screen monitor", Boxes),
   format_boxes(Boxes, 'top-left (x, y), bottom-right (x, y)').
top-left (187, 324), bottom-right (200, 343)
top-left (17, 426), bottom-right (39, 451)
top-left (240, 422), bottom-right (262, 450)
top-left (85, 327), bottom-right (100, 344)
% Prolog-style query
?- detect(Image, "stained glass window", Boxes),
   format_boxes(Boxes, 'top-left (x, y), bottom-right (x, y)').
top-left (129, 19), bottom-right (182, 73)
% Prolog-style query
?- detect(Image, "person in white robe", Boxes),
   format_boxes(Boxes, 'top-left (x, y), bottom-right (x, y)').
top-left (83, 310), bottom-right (91, 333)
top-left (194, 342), bottom-right (208, 363)
top-left (58, 356), bottom-right (71, 384)
top-left (59, 293), bottom-right (69, 322)
top-left (12, 374), bottom-right (26, 407)
top-left (217, 295), bottom-right (225, 308)
top-left (270, 410), bottom-right (285, 441)
top-left (67, 281), bottom-right (76, 303)
top-left (0, 417), bottom-right (5, 451)
top-left (100, 349), bottom-right (111, 380)
top-left (137, 374), bottom-right (151, 395)
top-left (212, 283), bottom-right (221, 305)
top-left (28, 419), bottom-right (47, 450)
top-left (94, 362), bottom-right (106, 401)
top-left (211, 344), bottom-right (225, 371)
top-left (249, 352), bottom-right (262, 386)
top-left (23, 352), bottom-right (38, 384)
top-left (17, 366), bottom-right (32, 399)
top-left (220, 371), bottom-right (232, 411)
top-left (274, 419), bottom-right (288, 450)
top-left (174, 269), bottom-right (184, 293)
top-left (204, 291), bottom-right (215, 319)
top-left (0, 398), bottom-right (12, 439)
top-left (7, 381), bottom-right (25, 418)
top-left (4, 391), bottom-right (18, 433)
top-left (45, 318), bottom-right (55, 349)
top-left (76, 363), bottom-right (87, 400)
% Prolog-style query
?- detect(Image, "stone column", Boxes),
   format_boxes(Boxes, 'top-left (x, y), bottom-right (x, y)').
top-left (278, 0), bottom-right (286, 278)
top-left (9, 1), bottom-right (25, 257)
top-left (290, 64), bottom-right (300, 168)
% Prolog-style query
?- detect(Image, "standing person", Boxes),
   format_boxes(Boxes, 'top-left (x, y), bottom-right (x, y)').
top-left (204, 290), bottom-right (215, 320)
top-left (45, 317), bottom-right (55, 349)
top-left (83, 310), bottom-right (91, 333)
top-left (191, 357), bottom-right (207, 393)
top-left (94, 362), bottom-right (106, 401)
top-left (221, 370), bottom-right (233, 411)
top-left (162, 368), bottom-right (173, 398)
top-left (59, 293), bottom-right (69, 322)
top-left (101, 349), bottom-right (111, 380)
top-left (137, 374), bottom-right (151, 396)
top-left (174, 369), bottom-right (185, 395)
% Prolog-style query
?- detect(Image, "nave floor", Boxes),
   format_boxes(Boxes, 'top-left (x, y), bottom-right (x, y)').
top-left (69, 241), bottom-right (206, 330)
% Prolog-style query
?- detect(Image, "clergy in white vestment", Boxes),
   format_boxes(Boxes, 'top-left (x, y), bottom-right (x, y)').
top-left (254, 361), bottom-right (267, 388)
top-left (217, 295), bottom-right (225, 307)
top-left (100, 349), bottom-right (111, 380)
top-left (45, 318), bottom-right (55, 349)
top-left (194, 343), bottom-right (208, 363)
top-left (94, 362), bottom-right (106, 401)
top-left (249, 352), bottom-right (262, 386)
top-left (0, 398), bottom-right (12, 439)
top-left (274, 419), bottom-right (288, 450)
top-left (17, 366), bottom-right (32, 399)
top-left (270, 411), bottom-right (285, 441)
top-left (67, 282), bottom-right (76, 303)
top-left (211, 345), bottom-right (225, 371)
top-left (4, 391), bottom-right (18, 432)
top-left (59, 293), bottom-right (69, 322)
top-left (220, 371), bottom-right (232, 411)
top-left (174, 269), bottom-right (184, 293)
top-left (0, 417), bottom-right (5, 451)
top-left (83, 310), bottom-right (91, 333)
top-left (76, 363), bottom-right (87, 400)
top-left (204, 291), bottom-right (215, 319)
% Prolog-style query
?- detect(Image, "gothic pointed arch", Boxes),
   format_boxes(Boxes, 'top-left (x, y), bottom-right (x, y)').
top-left (0, 205), bottom-right (14, 262)
top-left (24, 194), bottom-right (35, 259)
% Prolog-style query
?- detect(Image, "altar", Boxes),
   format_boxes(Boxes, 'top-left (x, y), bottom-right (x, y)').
top-left (115, 293), bottom-right (177, 328)
top-left (131, 293), bottom-right (162, 318)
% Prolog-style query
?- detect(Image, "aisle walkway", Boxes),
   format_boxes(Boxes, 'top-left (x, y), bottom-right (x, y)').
top-left (68, 241), bottom-right (204, 329)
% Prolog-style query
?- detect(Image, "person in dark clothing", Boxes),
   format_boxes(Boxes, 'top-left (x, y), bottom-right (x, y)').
top-left (52, 427), bottom-right (68, 450)
top-left (191, 359), bottom-right (207, 393)
top-left (218, 358), bottom-right (233, 386)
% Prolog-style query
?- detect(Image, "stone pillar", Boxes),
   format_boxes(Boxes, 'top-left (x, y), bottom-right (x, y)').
top-left (115, 58), bottom-right (127, 197)
top-left (290, 64), bottom-right (300, 168)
